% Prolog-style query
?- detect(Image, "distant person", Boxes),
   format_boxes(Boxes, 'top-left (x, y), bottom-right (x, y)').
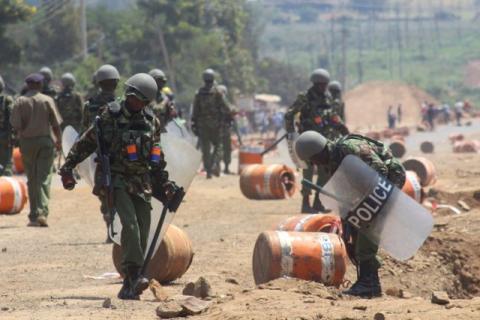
top-left (427, 103), bottom-right (436, 130)
top-left (272, 111), bottom-right (284, 137)
top-left (0, 75), bottom-right (14, 176)
top-left (387, 105), bottom-right (396, 129)
top-left (148, 68), bottom-right (176, 132)
top-left (397, 104), bottom-right (402, 124)
top-left (11, 73), bottom-right (62, 227)
top-left (454, 101), bottom-right (464, 126)
top-left (420, 101), bottom-right (428, 122)
top-left (442, 103), bottom-right (451, 124)
top-left (39, 66), bottom-right (57, 99)
top-left (328, 80), bottom-right (345, 122)
top-left (55, 73), bottom-right (83, 132)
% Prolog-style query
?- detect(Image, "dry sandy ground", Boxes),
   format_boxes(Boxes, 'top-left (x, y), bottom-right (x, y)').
top-left (1, 124), bottom-right (480, 320)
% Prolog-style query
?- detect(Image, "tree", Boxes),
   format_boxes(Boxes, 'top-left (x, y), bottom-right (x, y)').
top-left (0, 0), bottom-right (35, 68)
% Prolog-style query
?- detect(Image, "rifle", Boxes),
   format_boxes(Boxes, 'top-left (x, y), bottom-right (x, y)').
top-left (94, 116), bottom-right (117, 237)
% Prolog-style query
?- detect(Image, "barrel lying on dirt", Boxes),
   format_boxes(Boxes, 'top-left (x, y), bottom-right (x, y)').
top-left (252, 231), bottom-right (347, 286)
top-left (402, 157), bottom-right (437, 187)
top-left (238, 146), bottom-right (263, 174)
top-left (402, 171), bottom-right (424, 203)
top-left (0, 177), bottom-right (28, 214)
top-left (240, 164), bottom-right (296, 200)
top-left (453, 141), bottom-right (479, 153)
top-left (420, 141), bottom-right (434, 154)
top-left (112, 224), bottom-right (193, 284)
top-left (275, 214), bottom-right (342, 236)
top-left (12, 148), bottom-right (24, 174)
top-left (389, 140), bottom-right (406, 158)
top-left (448, 133), bottom-right (465, 143)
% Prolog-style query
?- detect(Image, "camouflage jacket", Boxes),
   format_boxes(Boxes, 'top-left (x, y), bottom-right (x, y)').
top-left (285, 87), bottom-right (347, 140)
top-left (192, 85), bottom-right (231, 132)
top-left (326, 134), bottom-right (406, 188)
top-left (42, 85), bottom-right (57, 99)
top-left (56, 89), bottom-right (83, 131)
top-left (0, 95), bottom-right (14, 139)
top-left (81, 91), bottom-right (116, 132)
top-left (331, 94), bottom-right (345, 122)
top-left (149, 90), bottom-right (175, 132)
top-left (63, 101), bottom-right (167, 201)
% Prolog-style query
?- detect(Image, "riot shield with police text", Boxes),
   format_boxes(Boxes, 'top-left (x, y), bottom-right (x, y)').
top-left (319, 155), bottom-right (433, 261)
top-left (111, 130), bottom-right (202, 257)
top-left (62, 126), bottom-right (96, 187)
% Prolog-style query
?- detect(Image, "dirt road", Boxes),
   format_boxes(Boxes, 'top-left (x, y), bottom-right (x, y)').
top-left (1, 125), bottom-right (480, 320)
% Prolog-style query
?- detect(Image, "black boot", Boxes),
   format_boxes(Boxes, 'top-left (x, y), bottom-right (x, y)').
top-left (224, 164), bottom-right (232, 175)
top-left (129, 267), bottom-right (149, 297)
top-left (343, 261), bottom-right (382, 298)
top-left (117, 277), bottom-right (136, 300)
top-left (212, 162), bottom-right (221, 177)
top-left (301, 195), bottom-right (317, 214)
top-left (312, 193), bottom-right (331, 213)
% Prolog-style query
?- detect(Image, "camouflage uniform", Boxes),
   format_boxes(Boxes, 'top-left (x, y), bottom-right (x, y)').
top-left (56, 89), bottom-right (84, 131)
top-left (149, 89), bottom-right (175, 132)
top-left (81, 91), bottom-right (116, 132)
top-left (62, 101), bottom-right (167, 272)
top-left (331, 93), bottom-right (345, 122)
top-left (191, 85), bottom-right (230, 176)
top-left (326, 134), bottom-right (406, 268)
top-left (42, 85), bottom-right (57, 99)
top-left (0, 94), bottom-right (14, 176)
top-left (285, 87), bottom-right (348, 199)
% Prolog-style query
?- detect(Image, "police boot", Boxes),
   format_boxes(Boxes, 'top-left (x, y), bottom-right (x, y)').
top-left (129, 267), bottom-right (149, 297)
top-left (117, 277), bottom-right (136, 300)
top-left (312, 193), bottom-right (331, 213)
top-left (212, 162), bottom-right (221, 177)
top-left (301, 194), bottom-right (317, 214)
top-left (224, 164), bottom-right (232, 175)
top-left (343, 261), bottom-right (382, 298)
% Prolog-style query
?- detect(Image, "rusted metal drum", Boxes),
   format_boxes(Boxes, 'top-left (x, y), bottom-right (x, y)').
top-left (238, 147), bottom-right (263, 174)
top-left (0, 177), bottom-right (28, 214)
top-left (12, 148), bottom-right (24, 174)
top-left (112, 224), bottom-right (194, 284)
top-left (252, 231), bottom-right (347, 286)
top-left (240, 164), bottom-right (296, 200)
top-left (275, 214), bottom-right (343, 236)
top-left (402, 157), bottom-right (437, 187)
top-left (389, 140), bottom-right (406, 158)
top-left (453, 141), bottom-right (479, 153)
top-left (448, 133), bottom-right (464, 143)
top-left (401, 171), bottom-right (424, 203)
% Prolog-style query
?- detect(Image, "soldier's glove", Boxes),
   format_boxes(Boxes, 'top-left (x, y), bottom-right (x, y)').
top-left (59, 168), bottom-right (76, 190)
top-left (152, 179), bottom-right (185, 213)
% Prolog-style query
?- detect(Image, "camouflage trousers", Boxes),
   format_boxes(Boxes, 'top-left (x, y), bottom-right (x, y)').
top-left (198, 127), bottom-right (223, 175)
top-left (0, 137), bottom-right (13, 176)
top-left (222, 129), bottom-right (232, 166)
top-left (301, 163), bottom-right (330, 196)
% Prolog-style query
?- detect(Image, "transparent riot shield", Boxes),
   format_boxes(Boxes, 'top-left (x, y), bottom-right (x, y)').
top-left (319, 155), bottom-right (434, 261)
top-left (61, 126), bottom-right (96, 187)
top-left (111, 130), bottom-right (202, 257)
top-left (276, 129), bottom-right (308, 169)
top-left (165, 119), bottom-right (198, 147)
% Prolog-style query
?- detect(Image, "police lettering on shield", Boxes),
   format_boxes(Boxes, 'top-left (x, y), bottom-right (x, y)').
top-left (347, 176), bottom-right (394, 229)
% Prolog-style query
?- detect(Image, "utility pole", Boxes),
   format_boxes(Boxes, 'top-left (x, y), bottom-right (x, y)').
top-left (80, 0), bottom-right (88, 59)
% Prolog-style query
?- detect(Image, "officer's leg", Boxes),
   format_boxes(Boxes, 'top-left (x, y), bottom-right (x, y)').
top-left (0, 139), bottom-right (12, 176)
top-left (344, 231), bottom-right (382, 297)
top-left (312, 165), bottom-right (330, 213)
top-left (114, 188), bottom-right (144, 300)
top-left (35, 138), bottom-right (55, 224)
top-left (211, 129), bottom-right (222, 177)
top-left (20, 139), bottom-right (39, 223)
top-left (301, 164), bottom-right (316, 213)
top-left (199, 131), bottom-right (212, 177)
top-left (223, 129), bottom-right (232, 174)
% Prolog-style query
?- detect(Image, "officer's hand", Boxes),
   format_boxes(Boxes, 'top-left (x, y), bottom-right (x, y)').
top-left (161, 181), bottom-right (176, 202)
top-left (60, 168), bottom-right (76, 190)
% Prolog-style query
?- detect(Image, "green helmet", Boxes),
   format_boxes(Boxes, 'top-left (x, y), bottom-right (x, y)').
top-left (148, 69), bottom-right (167, 81)
top-left (39, 66), bottom-right (53, 82)
top-left (217, 84), bottom-right (227, 95)
top-left (96, 64), bottom-right (120, 83)
top-left (295, 131), bottom-right (328, 161)
top-left (310, 68), bottom-right (330, 84)
top-left (125, 73), bottom-right (158, 102)
top-left (0, 75), bottom-right (4, 92)
top-left (328, 81), bottom-right (342, 92)
top-left (61, 72), bottom-right (76, 87)
top-left (202, 68), bottom-right (215, 82)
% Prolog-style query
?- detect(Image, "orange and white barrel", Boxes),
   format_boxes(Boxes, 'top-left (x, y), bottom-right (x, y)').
top-left (112, 224), bottom-right (194, 284)
top-left (240, 164), bottom-right (296, 200)
top-left (238, 147), bottom-right (263, 174)
top-left (275, 214), bottom-right (343, 236)
top-left (0, 177), bottom-right (28, 214)
top-left (402, 157), bottom-right (437, 187)
top-left (401, 171), bottom-right (424, 203)
top-left (252, 231), bottom-right (347, 286)
top-left (12, 148), bottom-right (24, 174)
